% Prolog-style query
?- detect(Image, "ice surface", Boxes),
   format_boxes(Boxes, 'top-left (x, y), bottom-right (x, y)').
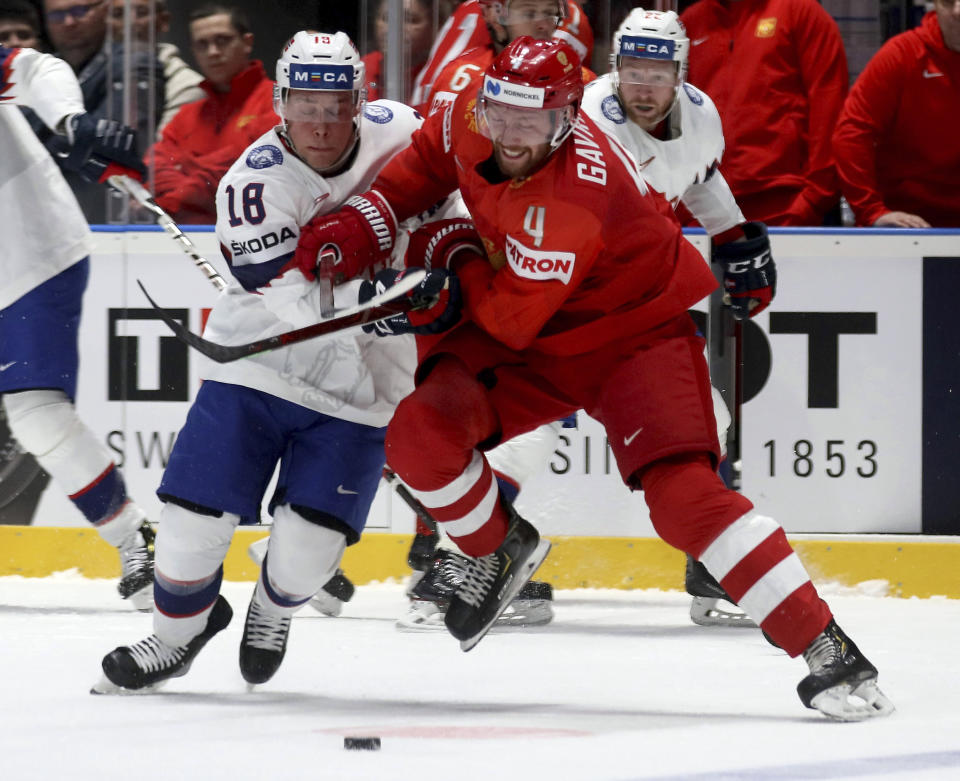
top-left (2, 574), bottom-right (959, 780)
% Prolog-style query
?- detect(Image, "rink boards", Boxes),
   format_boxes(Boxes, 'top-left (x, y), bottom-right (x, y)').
top-left (3, 526), bottom-right (960, 598)
top-left (2, 226), bottom-right (960, 590)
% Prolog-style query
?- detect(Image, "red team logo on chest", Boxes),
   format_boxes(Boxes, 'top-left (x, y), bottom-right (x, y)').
top-left (504, 234), bottom-right (576, 284)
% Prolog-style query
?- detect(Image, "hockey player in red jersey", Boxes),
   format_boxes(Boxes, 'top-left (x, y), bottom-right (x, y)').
top-left (401, 0), bottom-right (595, 632)
top-left (293, 37), bottom-right (894, 721)
top-left (417, 0), bottom-right (594, 115)
top-left (411, 0), bottom-right (593, 110)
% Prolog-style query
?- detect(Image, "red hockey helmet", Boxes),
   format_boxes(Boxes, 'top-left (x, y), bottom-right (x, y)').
top-left (477, 36), bottom-right (583, 164)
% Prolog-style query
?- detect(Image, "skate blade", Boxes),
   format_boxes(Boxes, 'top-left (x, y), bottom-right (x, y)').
top-left (493, 599), bottom-right (554, 628)
top-left (689, 597), bottom-right (757, 628)
top-left (810, 678), bottom-right (895, 721)
top-left (459, 538), bottom-right (552, 652)
top-left (308, 592), bottom-right (343, 617)
top-left (90, 674), bottom-right (164, 696)
top-left (126, 585), bottom-right (155, 613)
top-left (247, 537), bottom-right (268, 567)
top-left (395, 601), bottom-right (446, 632)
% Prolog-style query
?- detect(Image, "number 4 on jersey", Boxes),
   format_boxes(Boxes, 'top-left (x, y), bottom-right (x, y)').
top-left (523, 205), bottom-right (545, 248)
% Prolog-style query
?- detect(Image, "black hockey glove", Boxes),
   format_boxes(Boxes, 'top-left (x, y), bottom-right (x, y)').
top-left (61, 112), bottom-right (146, 183)
top-left (713, 221), bottom-right (776, 319)
top-left (357, 267), bottom-right (461, 337)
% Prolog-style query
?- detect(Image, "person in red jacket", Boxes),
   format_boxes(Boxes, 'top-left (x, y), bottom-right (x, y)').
top-left (833, 2), bottom-right (960, 228)
top-left (145, 4), bottom-right (276, 223)
top-left (410, 0), bottom-right (593, 110)
top-left (292, 37), bottom-right (893, 721)
top-left (680, 0), bottom-right (848, 225)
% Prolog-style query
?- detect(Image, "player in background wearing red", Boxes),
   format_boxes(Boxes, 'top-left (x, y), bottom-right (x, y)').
top-left (412, 0), bottom-right (593, 112)
top-left (291, 36), bottom-right (894, 721)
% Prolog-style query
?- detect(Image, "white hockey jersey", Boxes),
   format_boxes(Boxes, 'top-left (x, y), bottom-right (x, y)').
top-left (204, 100), bottom-right (424, 427)
top-left (582, 75), bottom-right (744, 236)
top-left (0, 47), bottom-right (92, 311)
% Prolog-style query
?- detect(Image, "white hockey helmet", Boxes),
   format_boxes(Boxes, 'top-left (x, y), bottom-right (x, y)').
top-left (274, 31), bottom-right (366, 148)
top-left (610, 9), bottom-right (689, 116)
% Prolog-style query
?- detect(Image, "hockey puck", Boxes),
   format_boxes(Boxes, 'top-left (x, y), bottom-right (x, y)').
top-left (343, 736), bottom-right (381, 751)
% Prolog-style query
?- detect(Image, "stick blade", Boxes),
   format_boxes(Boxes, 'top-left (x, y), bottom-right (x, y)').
top-left (136, 280), bottom-right (245, 363)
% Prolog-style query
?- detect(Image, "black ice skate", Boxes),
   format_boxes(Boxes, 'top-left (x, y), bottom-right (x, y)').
top-left (399, 547), bottom-right (554, 632)
top-left (308, 569), bottom-right (355, 617)
top-left (685, 554), bottom-right (756, 628)
top-left (239, 596), bottom-right (291, 685)
top-left (247, 537), bottom-right (354, 616)
top-left (117, 521), bottom-right (155, 612)
top-left (444, 507), bottom-right (551, 651)
top-left (797, 619), bottom-right (894, 721)
top-left (407, 530), bottom-right (439, 572)
top-left (92, 595), bottom-right (233, 694)
top-left (397, 548), bottom-right (469, 631)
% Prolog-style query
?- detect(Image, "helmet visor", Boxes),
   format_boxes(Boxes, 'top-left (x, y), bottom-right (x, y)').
top-left (478, 98), bottom-right (566, 148)
top-left (616, 58), bottom-right (681, 87)
top-left (281, 89), bottom-right (359, 123)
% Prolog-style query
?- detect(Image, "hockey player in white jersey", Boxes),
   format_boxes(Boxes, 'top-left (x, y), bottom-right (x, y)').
top-left (0, 45), bottom-right (154, 609)
top-left (582, 8), bottom-right (775, 628)
top-left (96, 30), bottom-right (461, 692)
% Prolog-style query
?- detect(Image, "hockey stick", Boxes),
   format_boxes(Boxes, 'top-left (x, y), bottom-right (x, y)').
top-left (137, 268), bottom-right (428, 363)
top-left (707, 263), bottom-right (743, 491)
top-left (382, 467), bottom-right (439, 534)
top-left (106, 174), bottom-right (228, 292)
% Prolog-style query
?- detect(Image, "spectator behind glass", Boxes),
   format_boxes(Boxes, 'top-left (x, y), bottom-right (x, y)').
top-left (362, 0), bottom-right (436, 102)
top-left (681, 0), bottom-right (848, 226)
top-left (832, 0), bottom-right (960, 228)
top-left (107, 0), bottom-right (205, 135)
top-left (40, 0), bottom-right (165, 222)
top-left (144, 3), bottom-right (276, 224)
top-left (0, 0), bottom-right (42, 49)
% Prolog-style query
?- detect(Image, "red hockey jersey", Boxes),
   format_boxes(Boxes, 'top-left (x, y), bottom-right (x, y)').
top-left (373, 91), bottom-right (717, 355)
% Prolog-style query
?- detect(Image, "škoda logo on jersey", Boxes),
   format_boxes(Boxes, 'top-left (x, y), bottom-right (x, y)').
top-left (505, 235), bottom-right (575, 285)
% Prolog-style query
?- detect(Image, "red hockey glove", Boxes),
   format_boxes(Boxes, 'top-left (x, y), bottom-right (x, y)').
top-left (357, 268), bottom-right (461, 336)
top-left (405, 218), bottom-right (486, 271)
top-left (713, 221), bottom-right (776, 319)
top-left (295, 190), bottom-right (397, 283)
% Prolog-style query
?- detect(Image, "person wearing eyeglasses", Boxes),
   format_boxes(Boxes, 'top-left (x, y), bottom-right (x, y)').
top-left (31, 0), bottom-right (164, 222)
top-left (0, 0), bottom-right (42, 50)
top-left (144, 3), bottom-right (276, 224)
top-left (43, 0), bottom-right (107, 70)
top-left (106, 0), bottom-right (204, 134)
